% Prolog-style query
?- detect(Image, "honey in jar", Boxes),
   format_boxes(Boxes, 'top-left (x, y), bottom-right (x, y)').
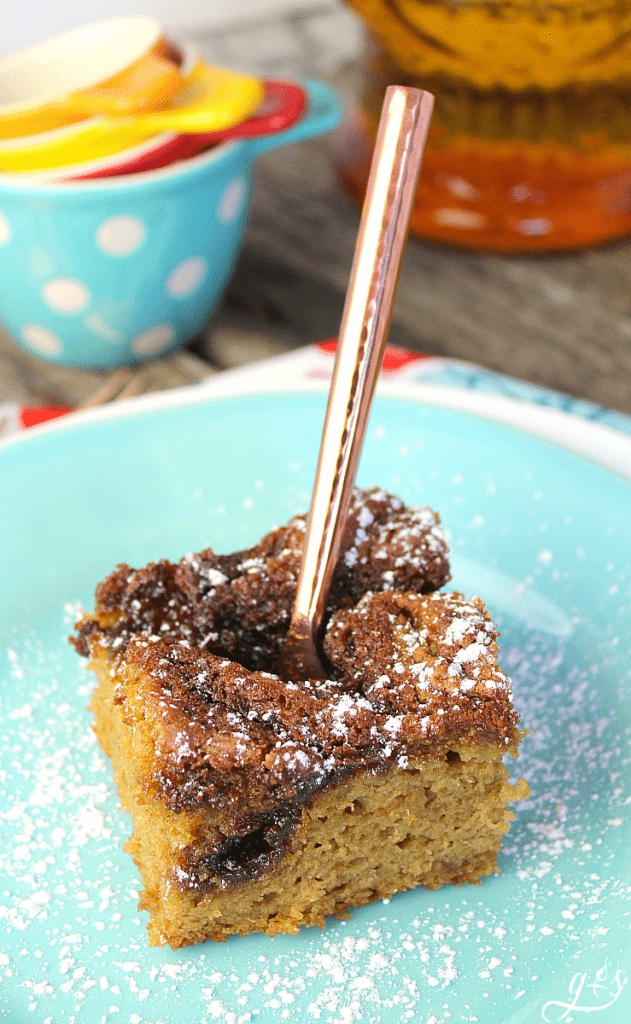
top-left (336, 0), bottom-right (631, 252)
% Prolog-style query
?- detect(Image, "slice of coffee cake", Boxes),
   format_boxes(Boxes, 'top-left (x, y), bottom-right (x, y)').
top-left (73, 488), bottom-right (527, 948)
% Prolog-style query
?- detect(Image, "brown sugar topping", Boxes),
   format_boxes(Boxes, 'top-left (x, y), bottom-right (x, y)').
top-left (75, 487), bottom-right (451, 672)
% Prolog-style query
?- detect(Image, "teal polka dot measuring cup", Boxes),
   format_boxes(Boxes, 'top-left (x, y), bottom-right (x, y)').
top-left (0, 80), bottom-right (341, 368)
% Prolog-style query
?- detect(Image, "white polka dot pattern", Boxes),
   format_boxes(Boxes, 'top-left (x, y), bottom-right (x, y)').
top-left (1, 160), bottom-right (251, 365)
top-left (95, 216), bottom-right (146, 256)
top-left (42, 279), bottom-right (90, 313)
top-left (0, 212), bottom-right (10, 246)
top-left (166, 257), bottom-right (207, 298)
top-left (217, 178), bottom-right (246, 224)
top-left (84, 314), bottom-right (120, 342)
top-left (130, 324), bottom-right (175, 357)
top-left (22, 324), bottom-right (62, 356)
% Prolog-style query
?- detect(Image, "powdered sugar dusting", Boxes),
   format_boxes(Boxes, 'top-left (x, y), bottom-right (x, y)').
top-left (1, 591), bottom-right (629, 1023)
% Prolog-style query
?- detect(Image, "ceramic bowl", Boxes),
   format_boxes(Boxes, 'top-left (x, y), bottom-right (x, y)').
top-left (0, 42), bottom-right (199, 175)
top-left (23, 78), bottom-right (307, 183)
top-left (0, 43), bottom-right (201, 183)
top-left (0, 80), bottom-right (341, 368)
top-left (0, 46), bottom-right (265, 174)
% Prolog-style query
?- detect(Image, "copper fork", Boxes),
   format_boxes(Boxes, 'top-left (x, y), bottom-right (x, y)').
top-left (280, 85), bottom-right (434, 682)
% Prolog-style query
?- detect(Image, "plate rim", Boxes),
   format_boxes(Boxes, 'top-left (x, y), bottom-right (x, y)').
top-left (2, 376), bottom-right (631, 483)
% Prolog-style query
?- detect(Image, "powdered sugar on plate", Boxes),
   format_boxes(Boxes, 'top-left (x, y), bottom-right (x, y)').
top-left (1, 389), bottom-right (630, 1023)
top-left (1, 591), bottom-right (629, 1024)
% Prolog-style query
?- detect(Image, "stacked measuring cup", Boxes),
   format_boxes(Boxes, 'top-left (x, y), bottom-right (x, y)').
top-left (0, 17), bottom-right (341, 366)
top-left (0, 17), bottom-right (316, 180)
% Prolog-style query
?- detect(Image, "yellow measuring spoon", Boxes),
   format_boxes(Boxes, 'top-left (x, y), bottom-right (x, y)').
top-left (0, 58), bottom-right (266, 173)
top-left (0, 17), bottom-right (173, 139)
top-left (0, 48), bottom-right (183, 139)
top-left (61, 44), bottom-right (183, 117)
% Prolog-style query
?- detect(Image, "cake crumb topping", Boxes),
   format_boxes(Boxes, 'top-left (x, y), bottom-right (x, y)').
top-left (78, 586), bottom-right (519, 819)
top-left (72, 488), bottom-right (519, 828)
top-left (74, 487), bottom-right (451, 674)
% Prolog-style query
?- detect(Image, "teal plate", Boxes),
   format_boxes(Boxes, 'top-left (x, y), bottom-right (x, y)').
top-left (1, 387), bottom-right (630, 1024)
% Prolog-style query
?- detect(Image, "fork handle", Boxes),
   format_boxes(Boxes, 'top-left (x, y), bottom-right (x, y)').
top-left (288, 86), bottom-right (434, 662)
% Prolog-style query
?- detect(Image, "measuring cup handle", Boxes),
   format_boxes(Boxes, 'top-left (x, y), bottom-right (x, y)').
top-left (246, 79), bottom-right (342, 158)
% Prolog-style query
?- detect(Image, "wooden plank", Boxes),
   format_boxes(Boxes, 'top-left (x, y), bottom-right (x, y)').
top-left (0, 326), bottom-right (213, 408)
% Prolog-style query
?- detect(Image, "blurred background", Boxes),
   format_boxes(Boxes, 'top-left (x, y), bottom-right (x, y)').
top-left (2, 0), bottom-right (339, 57)
top-left (1, 0), bottom-right (631, 420)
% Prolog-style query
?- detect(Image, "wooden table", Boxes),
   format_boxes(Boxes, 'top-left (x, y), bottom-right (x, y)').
top-left (2, 60), bottom-right (631, 416)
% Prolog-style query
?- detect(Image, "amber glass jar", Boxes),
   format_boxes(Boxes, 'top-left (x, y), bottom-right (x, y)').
top-left (337, 0), bottom-right (631, 251)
